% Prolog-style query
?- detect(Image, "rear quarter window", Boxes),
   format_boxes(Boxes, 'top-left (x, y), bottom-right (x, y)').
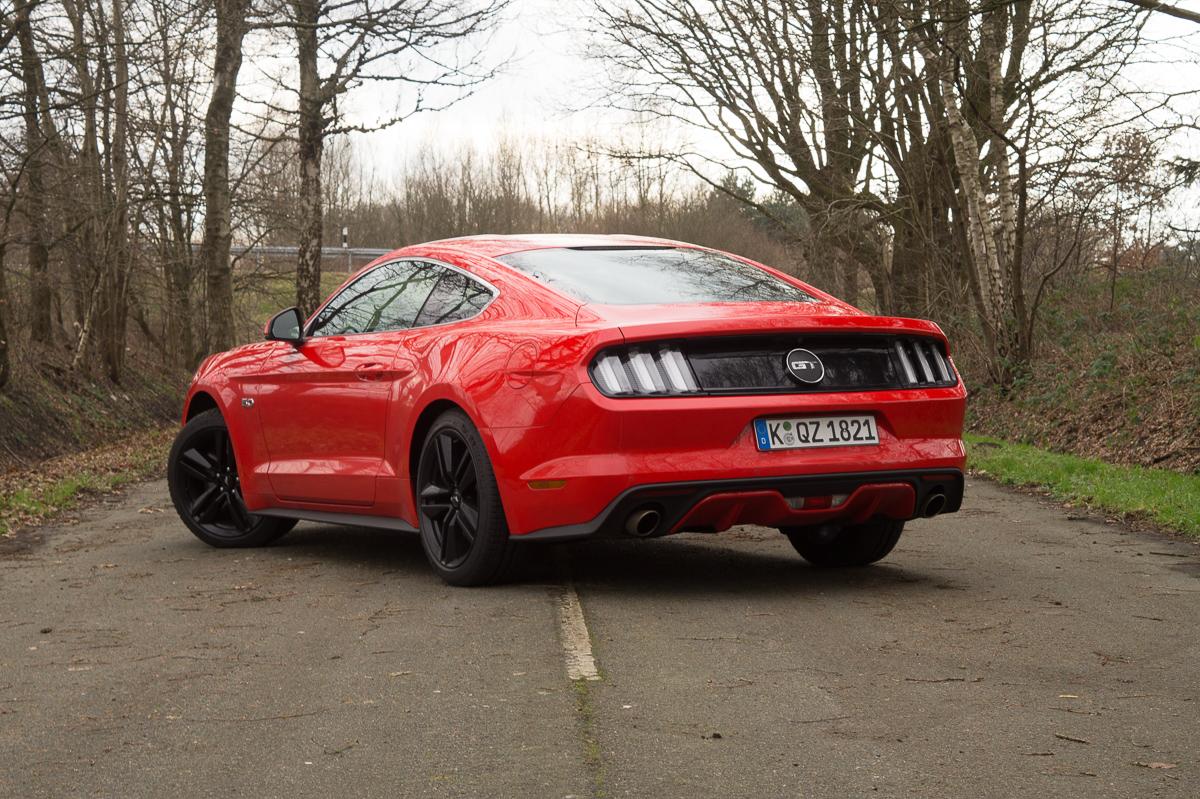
top-left (496, 247), bottom-right (815, 305)
top-left (415, 269), bottom-right (493, 326)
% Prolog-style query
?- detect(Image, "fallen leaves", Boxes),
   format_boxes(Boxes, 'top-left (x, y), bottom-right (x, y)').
top-left (1, 426), bottom-right (174, 538)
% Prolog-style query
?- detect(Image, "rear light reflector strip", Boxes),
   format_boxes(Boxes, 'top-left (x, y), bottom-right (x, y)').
top-left (894, 338), bottom-right (955, 387)
top-left (591, 345), bottom-right (701, 396)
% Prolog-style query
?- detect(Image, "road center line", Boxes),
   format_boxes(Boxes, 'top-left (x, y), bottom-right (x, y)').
top-left (556, 582), bottom-right (600, 682)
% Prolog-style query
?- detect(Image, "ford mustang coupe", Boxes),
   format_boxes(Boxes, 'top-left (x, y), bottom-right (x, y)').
top-left (168, 234), bottom-right (966, 585)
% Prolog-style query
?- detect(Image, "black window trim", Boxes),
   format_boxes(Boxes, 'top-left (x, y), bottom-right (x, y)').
top-left (304, 257), bottom-right (499, 339)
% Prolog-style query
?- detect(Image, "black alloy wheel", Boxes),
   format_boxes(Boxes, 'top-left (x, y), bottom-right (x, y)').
top-left (168, 409), bottom-right (294, 547)
top-left (416, 410), bottom-right (514, 586)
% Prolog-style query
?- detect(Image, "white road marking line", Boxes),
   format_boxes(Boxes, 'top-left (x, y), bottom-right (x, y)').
top-left (556, 582), bottom-right (600, 682)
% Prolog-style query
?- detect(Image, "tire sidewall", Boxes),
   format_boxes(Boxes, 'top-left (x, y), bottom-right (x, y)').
top-left (416, 410), bottom-right (512, 585)
top-left (168, 409), bottom-right (288, 548)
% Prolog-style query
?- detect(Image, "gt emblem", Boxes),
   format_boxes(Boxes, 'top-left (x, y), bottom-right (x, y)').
top-left (241, 398), bottom-right (255, 408)
top-left (785, 348), bottom-right (825, 384)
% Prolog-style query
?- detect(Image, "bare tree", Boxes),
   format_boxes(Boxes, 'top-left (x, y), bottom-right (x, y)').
top-left (275, 0), bottom-right (508, 315)
top-left (592, 0), bottom-right (882, 307)
top-left (0, 159), bottom-right (18, 390)
top-left (910, 0), bottom-right (1147, 380)
top-left (593, 0), bottom-right (1157, 382)
top-left (15, 0), bottom-right (53, 342)
top-left (201, 0), bottom-right (251, 354)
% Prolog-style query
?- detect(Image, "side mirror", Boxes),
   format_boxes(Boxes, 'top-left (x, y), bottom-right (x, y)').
top-left (265, 307), bottom-right (305, 345)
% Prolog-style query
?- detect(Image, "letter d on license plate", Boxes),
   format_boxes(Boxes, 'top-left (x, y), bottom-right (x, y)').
top-left (754, 415), bottom-right (880, 451)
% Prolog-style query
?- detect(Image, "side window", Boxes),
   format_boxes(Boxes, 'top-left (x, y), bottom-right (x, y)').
top-left (414, 268), bottom-right (493, 327)
top-left (308, 261), bottom-right (441, 336)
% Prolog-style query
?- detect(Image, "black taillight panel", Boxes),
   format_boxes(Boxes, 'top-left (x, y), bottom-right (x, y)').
top-left (589, 334), bottom-right (957, 397)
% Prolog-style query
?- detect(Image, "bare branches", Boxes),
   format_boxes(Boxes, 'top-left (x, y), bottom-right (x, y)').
top-left (588, 0), bottom-right (1190, 382)
top-left (277, 0), bottom-right (509, 314)
top-left (1118, 0), bottom-right (1200, 25)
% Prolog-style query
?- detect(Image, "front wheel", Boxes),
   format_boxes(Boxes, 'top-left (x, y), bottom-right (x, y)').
top-left (781, 519), bottom-right (905, 568)
top-left (415, 410), bottom-right (514, 586)
top-left (168, 409), bottom-right (294, 547)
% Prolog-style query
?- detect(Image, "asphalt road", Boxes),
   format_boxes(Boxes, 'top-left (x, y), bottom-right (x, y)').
top-left (2, 477), bottom-right (1198, 798)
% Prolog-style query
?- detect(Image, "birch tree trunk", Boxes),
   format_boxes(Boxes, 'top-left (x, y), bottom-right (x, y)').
top-left (916, 9), bottom-right (1018, 383)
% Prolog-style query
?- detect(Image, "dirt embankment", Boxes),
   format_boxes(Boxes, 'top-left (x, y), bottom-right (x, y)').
top-left (964, 270), bottom-right (1200, 474)
top-left (0, 348), bottom-right (182, 474)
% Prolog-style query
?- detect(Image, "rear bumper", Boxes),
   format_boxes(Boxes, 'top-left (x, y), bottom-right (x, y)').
top-left (514, 468), bottom-right (964, 542)
top-left (491, 380), bottom-right (967, 536)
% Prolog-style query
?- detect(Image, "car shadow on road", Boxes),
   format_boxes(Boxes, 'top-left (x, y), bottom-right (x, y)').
top-left (267, 522), bottom-right (434, 575)
top-left (225, 523), bottom-right (935, 596)
top-left (558, 535), bottom-right (933, 597)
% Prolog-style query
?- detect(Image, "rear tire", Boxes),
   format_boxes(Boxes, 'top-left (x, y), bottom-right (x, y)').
top-left (415, 409), bottom-right (514, 586)
top-left (781, 519), bottom-right (904, 568)
top-left (168, 409), bottom-right (295, 548)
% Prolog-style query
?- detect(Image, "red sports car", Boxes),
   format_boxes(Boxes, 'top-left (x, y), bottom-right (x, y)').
top-left (168, 235), bottom-right (966, 585)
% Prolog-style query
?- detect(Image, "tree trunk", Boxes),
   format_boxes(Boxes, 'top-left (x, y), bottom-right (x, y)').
top-left (890, 217), bottom-right (928, 316)
top-left (919, 32), bottom-right (1018, 384)
top-left (294, 0), bottom-right (324, 317)
top-left (16, 0), bottom-right (52, 343)
top-left (0, 242), bottom-right (9, 390)
top-left (202, 0), bottom-right (250, 354)
top-left (1108, 208), bottom-right (1121, 314)
top-left (63, 0), bottom-right (106, 372)
top-left (100, 0), bottom-right (132, 383)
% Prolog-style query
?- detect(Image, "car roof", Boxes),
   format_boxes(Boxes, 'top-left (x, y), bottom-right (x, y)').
top-left (399, 233), bottom-right (694, 259)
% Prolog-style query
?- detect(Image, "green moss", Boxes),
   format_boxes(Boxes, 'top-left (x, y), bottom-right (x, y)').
top-left (572, 678), bottom-right (607, 798)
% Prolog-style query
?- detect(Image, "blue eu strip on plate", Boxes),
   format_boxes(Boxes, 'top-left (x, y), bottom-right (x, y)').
top-left (754, 419), bottom-right (771, 451)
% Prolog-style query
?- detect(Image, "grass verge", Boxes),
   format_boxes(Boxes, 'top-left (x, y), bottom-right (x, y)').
top-left (0, 426), bottom-right (174, 537)
top-left (966, 434), bottom-right (1200, 538)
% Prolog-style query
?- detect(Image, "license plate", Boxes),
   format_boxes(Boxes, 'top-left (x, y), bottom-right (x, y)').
top-left (754, 415), bottom-right (879, 451)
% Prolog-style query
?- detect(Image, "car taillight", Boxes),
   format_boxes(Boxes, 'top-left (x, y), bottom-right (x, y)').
top-left (892, 338), bottom-right (956, 386)
top-left (590, 344), bottom-right (701, 396)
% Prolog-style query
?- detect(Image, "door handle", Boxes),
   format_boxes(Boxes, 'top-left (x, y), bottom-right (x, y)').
top-left (355, 362), bottom-right (386, 381)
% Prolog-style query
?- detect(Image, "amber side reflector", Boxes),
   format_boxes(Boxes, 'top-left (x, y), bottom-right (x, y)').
top-left (528, 479), bottom-right (567, 490)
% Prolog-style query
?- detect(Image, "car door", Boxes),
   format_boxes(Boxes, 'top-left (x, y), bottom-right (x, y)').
top-left (252, 260), bottom-right (442, 506)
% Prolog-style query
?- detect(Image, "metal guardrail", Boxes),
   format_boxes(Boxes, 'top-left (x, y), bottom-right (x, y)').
top-left (230, 244), bottom-right (394, 272)
top-left (231, 245), bottom-right (393, 258)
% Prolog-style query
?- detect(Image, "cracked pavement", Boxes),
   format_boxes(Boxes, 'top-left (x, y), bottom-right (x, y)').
top-left (2, 476), bottom-right (1198, 797)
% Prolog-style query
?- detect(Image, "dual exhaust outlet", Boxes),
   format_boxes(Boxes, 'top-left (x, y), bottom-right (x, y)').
top-left (621, 488), bottom-right (947, 538)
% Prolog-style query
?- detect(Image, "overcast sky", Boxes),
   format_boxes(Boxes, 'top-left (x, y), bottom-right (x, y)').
top-left (345, 0), bottom-right (600, 175)
top-left (344, 0), bottom-right (1200, 198)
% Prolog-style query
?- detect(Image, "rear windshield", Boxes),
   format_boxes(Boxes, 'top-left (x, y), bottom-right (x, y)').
top-left (496, 247), bottom-right (816, 305)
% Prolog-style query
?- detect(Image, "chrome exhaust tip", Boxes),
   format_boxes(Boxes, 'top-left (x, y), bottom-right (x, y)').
top-left (624, 507), bottom-right (662, 537)
top-left (921, 492), bottom-right (947, 518)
